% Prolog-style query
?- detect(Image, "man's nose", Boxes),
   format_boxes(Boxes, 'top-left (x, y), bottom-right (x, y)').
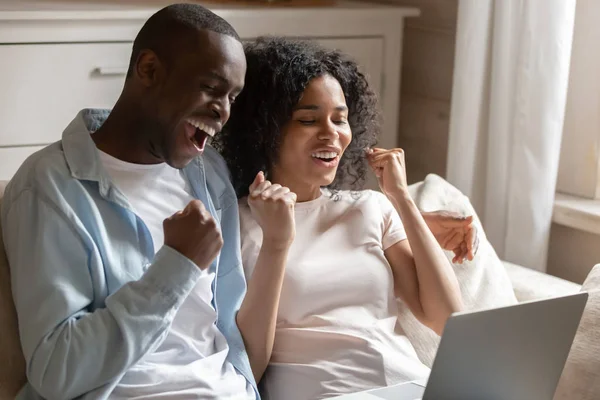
top-left (209, 97), bottom-right (230, 123)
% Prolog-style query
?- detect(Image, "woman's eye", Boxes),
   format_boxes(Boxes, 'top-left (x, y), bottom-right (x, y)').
top-left (298, 120), bottom-right (316, 125)
top-left (334, 120), bottom-right (348, 125)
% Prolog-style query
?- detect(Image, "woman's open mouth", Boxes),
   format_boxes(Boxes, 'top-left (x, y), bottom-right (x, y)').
top-left (311, 151), bottom-right (340, 168)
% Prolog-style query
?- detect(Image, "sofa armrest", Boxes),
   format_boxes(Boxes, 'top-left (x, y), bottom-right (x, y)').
top-left (503, 261), bottom-right (582, 302)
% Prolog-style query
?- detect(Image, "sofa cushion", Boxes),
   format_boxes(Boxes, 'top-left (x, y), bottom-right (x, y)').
top-left (401, 174), bottom-right (518, 367)
top-left (0, 181), bottom-right (27, 399)
top-left (503, 260), bottom-right (581, 302)
top-left (554, 264), bottom-right (600, 400)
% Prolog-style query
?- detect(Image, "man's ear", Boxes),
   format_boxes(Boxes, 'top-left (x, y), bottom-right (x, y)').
top-left (134, 49), bottom-right (164, 87)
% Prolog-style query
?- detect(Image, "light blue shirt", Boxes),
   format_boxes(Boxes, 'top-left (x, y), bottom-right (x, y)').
top-left (1, 109), bottom-right (257, 400)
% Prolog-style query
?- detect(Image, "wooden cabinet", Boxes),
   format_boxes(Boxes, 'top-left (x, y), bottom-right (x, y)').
top-left (0, 1), bottom-right (418, 181)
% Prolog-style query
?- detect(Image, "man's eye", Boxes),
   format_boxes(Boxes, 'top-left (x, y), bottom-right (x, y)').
top-left (298, 120), bottom-right (316, 125)
top-left (334, 120), bottom-right (348, 125)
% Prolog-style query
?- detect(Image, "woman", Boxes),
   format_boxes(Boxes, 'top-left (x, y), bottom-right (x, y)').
top-left (215, 37), bottom-right (471, 400)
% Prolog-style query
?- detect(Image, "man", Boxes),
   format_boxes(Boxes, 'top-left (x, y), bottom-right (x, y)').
top-left (2, 4), bottom-right (256, 399)
top-left (2, 3), bottom-right (476, 400)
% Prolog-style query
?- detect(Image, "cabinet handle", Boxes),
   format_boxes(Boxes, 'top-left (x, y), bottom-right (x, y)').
top-left (93, 67), bottom-right (128, 76)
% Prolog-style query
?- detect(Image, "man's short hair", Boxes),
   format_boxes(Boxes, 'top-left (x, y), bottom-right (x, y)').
top-left (127, 3), bottom-right (240, 78)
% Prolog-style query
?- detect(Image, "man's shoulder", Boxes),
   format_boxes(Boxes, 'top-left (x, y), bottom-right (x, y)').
top-left (203, 144), bottom-right (227, 170)
top-left (201, 145), bottom-right (236, 210)
top-left (3, 141), bottom-right (73, 207)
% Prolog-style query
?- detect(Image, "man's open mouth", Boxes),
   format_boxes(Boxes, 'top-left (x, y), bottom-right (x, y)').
top-left (185, 118), bottom-right (217, 151)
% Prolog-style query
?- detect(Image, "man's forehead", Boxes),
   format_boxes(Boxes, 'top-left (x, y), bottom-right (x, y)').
top-left (182, 31), bottom-right (244, 64)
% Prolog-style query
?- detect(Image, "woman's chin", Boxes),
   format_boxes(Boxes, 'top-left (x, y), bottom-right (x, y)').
top-left (299, 168), bottom-right (337, 190)
top-left (313, 173), bottom-right (336, 188)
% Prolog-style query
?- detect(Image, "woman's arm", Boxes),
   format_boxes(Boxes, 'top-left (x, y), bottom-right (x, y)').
top-left (384, 193), bottom-right (463, 335)
top-left (368, 148), bottom-right (463, 335)
top-left (236, 172), bottom-right (296, 382)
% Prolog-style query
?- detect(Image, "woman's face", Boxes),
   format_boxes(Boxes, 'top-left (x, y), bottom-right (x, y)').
top-left (271, 74), bottom-right (352, 197)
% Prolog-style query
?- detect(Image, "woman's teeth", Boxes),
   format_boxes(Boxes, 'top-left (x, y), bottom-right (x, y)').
top-left (186, 119), bottom-right (216, 137)
top-left (311, 151), bottom-right (338, 160)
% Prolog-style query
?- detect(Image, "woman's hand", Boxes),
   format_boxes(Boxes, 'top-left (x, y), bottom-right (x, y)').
top-left (367, 147), bottom-right (408, 198)
top-left (368, 148), bottom-right (478, 263)
top-left (247, 172), bottom-right (297, 248)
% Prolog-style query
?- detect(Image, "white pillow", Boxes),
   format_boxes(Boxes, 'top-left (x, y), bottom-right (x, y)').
top-left (554, 264), bottom-right (600, 400)
top-left (399, 174), bottom-right (518, 367)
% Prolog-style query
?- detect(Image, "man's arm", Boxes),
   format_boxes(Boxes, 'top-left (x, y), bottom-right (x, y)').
top-left (3, 189), bottom-right (203, 400)
top-left (421, 211), bottom-right (478, 263)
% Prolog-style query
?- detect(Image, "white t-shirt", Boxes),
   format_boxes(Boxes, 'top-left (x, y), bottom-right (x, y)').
top-left (240, 189), bottom-right (431, 400)
top-left (98, 150), bottom-right (254, 400)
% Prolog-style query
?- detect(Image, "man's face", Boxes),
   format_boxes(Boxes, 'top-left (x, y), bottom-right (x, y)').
top-left (140, 30), bottom-right (246, 168)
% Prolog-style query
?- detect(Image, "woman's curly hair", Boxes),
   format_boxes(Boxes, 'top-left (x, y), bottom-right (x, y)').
top-left (213, 36), bottom-right (381, 198)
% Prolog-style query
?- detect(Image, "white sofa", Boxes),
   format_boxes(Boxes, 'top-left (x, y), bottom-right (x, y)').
top-left (0, 178), bottom-right (596, 399)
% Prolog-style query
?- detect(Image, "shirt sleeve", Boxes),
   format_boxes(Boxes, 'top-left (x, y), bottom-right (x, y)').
top-left (2, 188), bottom-right (202, 400)
top-left (374, 191), bottom-right (408, 250)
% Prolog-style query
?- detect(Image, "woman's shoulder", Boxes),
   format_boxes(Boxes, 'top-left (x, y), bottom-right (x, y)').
top-left (237, 197), bottom-right (256, 226)
top-left (237, 197), bottom-right (264, 246)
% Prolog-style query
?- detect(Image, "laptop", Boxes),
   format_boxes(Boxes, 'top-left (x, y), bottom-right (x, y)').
top-left (332, 292), bottom-right (588, 400)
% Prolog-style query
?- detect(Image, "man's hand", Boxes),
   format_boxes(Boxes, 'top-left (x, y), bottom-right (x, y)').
top-left (163, 200), bottom-right (224, 270)
top-left (248, 171), bottom-right (297, 248)
top-left (422, 211), bottom-right (479, 263)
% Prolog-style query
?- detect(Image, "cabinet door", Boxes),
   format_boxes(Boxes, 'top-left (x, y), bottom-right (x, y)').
top-left (0, 43), bottom-right (131, 147)
top-left (316, 38), bottom-right (384, 100)
top-left (0, 146), bottom-right (45, 181)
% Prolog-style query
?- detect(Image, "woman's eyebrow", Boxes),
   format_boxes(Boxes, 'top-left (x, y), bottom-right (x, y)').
top-left (294, 105), bottom-right (348, 111)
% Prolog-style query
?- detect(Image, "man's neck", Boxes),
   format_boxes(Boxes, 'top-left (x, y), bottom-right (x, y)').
top-left (92, 102), bottom-right (162, 165)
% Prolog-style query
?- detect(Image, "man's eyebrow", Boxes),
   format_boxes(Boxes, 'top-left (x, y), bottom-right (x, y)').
top-left (206, 71), bottom-right (229, 84)
top-left (205, 71), bottom-right (244, 93)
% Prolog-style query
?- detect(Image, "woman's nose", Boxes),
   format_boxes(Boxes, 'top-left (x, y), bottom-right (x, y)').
top-left (317, 121), bottom-right (339, 141)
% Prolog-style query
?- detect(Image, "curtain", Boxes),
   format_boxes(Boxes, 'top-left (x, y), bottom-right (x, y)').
top-left (447, 0), bottom-right (576, 271)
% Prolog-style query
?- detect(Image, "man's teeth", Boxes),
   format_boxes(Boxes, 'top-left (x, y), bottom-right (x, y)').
top-left (311, 151), bottom-right (338, 160)
top-left (186, 119), bottom-right (216, 137)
